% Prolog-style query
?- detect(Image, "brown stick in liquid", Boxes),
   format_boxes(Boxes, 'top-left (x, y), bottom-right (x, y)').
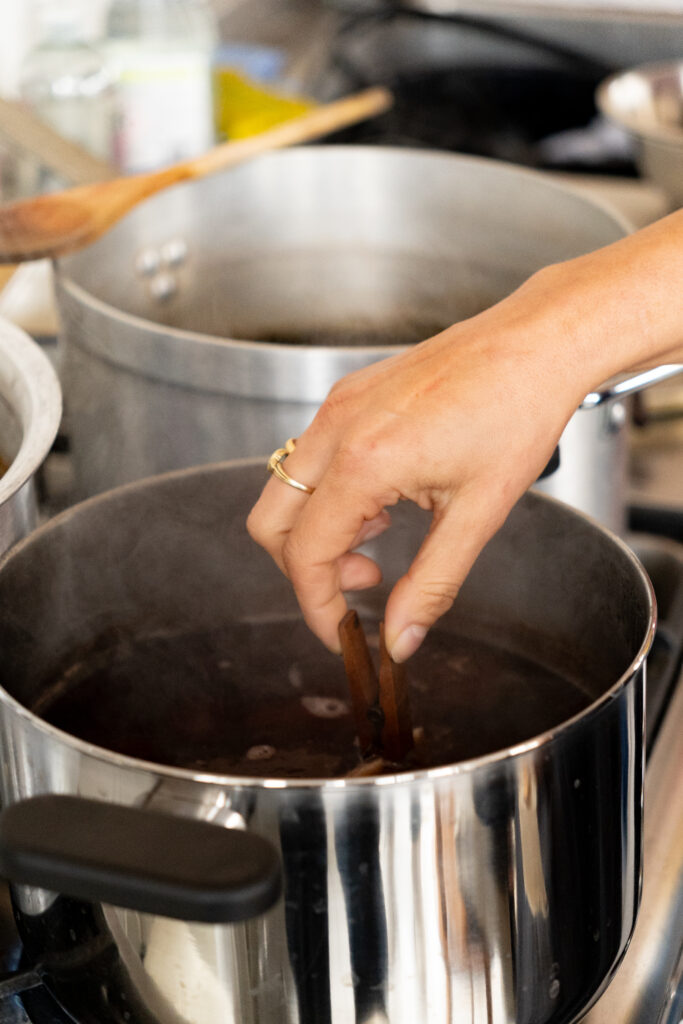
top-left (378, 623), bottom-right (414, 762)
top-left (338, 610), bottom-right (380, 755)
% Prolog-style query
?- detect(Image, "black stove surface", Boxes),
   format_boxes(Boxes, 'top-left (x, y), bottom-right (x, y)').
top-left (329, 64), bottom-right (636, 175)
top-left (0, 980), bottom-right (68, 1024)
top-left (323, 9), bottom-right (636, 175)
top-left (0, 887), bottom-right (68, 1024)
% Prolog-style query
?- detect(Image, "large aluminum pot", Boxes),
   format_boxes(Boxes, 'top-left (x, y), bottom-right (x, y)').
top-left (53, 145), bottom-right (678, 530)
top-left (0, 315), bottom-right (61, 553)
top-left (0, 460), bottom-right (654, 1024)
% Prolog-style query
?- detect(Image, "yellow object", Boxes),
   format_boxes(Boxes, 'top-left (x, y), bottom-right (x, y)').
top-left (0, 267), bottom-right (16, 293)
top-left (212, 69), bottom-right (314, 141)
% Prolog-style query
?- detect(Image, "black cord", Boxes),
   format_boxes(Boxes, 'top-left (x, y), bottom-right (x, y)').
top-left (0, 966), bottom-right (43, 999)
top-left (404, 7), bottom-right (614, 77)
top-left (331, 4), bottom-right (615, 83)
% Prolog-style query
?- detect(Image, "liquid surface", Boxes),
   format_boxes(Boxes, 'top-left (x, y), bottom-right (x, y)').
top-left (33, 619), bottom-right (593, 778)
top-left (121, 251), bottom-right (503, 345)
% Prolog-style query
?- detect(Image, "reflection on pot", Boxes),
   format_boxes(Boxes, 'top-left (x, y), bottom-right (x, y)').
top-left (0, 461), bottom-right (653, 1024)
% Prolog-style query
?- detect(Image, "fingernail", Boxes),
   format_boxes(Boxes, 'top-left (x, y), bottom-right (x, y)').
top-left (390, 624), bottom-right (427, 663)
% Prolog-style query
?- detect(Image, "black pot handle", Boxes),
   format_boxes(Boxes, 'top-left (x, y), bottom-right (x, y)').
top-left (0, 795), bottom-right (281, 924)
top-left (537, 446), bottom-right (560, 481)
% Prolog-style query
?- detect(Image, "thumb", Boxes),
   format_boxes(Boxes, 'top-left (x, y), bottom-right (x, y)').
top-left (384, 497), bottom-right (506, 663)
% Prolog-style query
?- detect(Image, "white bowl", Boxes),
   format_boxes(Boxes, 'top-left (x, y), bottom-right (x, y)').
top-left (597, 61), bottom-right (683, 207)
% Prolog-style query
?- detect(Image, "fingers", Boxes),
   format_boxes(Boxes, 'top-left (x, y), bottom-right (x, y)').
top-left (349, 509), bottom-right (392, 548)
top-left (250, 428), bottom-right (517, 664)
top-left (384, 494), bottom-right (508, 662)
top-left (246, 433), bottom-right (334, 574)
top-left (280, 463), bottom-right (397, 652)
top-left (248, 437), bottom-right (392, 569)
top-left (248, 437), bottom-right (393, 650)
top-left (338, 552), bottom-right (383, 591)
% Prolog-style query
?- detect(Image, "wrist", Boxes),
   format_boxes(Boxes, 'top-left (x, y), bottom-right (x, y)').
top-left (525, 210), bottom-right (683, 390)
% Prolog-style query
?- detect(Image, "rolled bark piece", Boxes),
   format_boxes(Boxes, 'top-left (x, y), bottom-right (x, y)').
top-left (338, 610), bottom-right (380, 754)
top-left (378, 623), bottom-right (414, 762)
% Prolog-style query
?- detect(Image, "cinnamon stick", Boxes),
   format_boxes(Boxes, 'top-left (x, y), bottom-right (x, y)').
top-left (378, 623), bottom-right (414, 762)
top-left (338, 610), bottom-right (380, 754)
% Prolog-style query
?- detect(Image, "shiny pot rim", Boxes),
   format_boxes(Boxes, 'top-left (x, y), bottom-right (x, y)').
top-left (0, 459), bottom-right (656, 789)
top-left (53, 145), bottom-right (633, 408)
top-left (54, 145), bottom-right (633, 359)
top-left (0, 316), bottom-right (62, 507)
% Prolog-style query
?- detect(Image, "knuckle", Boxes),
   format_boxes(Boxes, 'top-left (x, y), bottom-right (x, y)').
top-left (333, 438), bottom-right (370, 478)
top-left (311, 378), bottom-right (355, 431)
top-left (246, 507), bottom-right (265, 544)
top-left (336, 422), bottom-right (394, 473)
top-left (246, 505), bottom-right (281, 557)
top-left (325, 377), bottom-right (347, 401)
top-left (412, 576), bottom-right (461, 620)
top-left (309, 398), bottom-right (337, 435)
top-left (328, 440), bottom-right (396, 519)
top-left (281, 532), bottom-right (308, 580)
top-left (470, 484), bottom-right (515, 535)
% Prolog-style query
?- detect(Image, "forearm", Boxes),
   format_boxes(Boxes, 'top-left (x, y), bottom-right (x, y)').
top-left (248, 207), bottom-right (683, 659)
top-left (521, 208), bottom-right (683, 392)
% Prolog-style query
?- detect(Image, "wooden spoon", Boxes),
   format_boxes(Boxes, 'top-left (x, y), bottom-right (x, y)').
top-left (0, 96), bottom-right (114, 186)
top-left (0, 87), bottom-right (392, 265)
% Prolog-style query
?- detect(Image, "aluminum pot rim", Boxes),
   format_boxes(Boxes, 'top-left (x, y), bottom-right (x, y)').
top-left (0, 457), bottom-right (656, 789)
top-left (54, 144), bottom-right (634, 362)
top-left (0, 316), bottom-right (62, 507)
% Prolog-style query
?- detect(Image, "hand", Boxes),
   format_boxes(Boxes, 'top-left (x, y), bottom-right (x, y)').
top-left (248, 209), bottom-right (683, 661)
top-left (247, 272), bottom-right (588, 661)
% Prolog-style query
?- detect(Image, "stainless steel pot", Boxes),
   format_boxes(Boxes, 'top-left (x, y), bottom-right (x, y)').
top-left (535, 364), bottom-right (683, 531)
top-left (53, 144), bottom-right (680, 530)
top-left (0, 460), bottom-right (654, 1024)
top-left (0, 315), bottom-right (61, 553)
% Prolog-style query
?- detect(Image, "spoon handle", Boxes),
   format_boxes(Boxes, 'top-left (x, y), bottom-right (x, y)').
top-left (182, 87), bottom-right (393, 182)
top-left (0, 87), bottom-right (392, 266)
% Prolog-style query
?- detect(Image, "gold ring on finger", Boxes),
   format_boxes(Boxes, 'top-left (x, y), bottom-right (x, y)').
top-left (266, 438), bottom-right (315, 495)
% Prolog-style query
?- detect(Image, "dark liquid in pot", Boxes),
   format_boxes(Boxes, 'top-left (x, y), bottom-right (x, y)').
top-left (254, 323), bottom-right (448, 347)
top-left (33, 618), bottom-right (593, 778)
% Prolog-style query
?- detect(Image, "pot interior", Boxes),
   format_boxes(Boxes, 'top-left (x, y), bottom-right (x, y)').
top-left (0, 463), bottom-right (653, 779)
top-left (30, 615), bottom-right (594, 777)
top-left (57, 147), bottom-right (627, 349)
top-left (127, 250), bottom-right (480, 347)
top-left (0, 393), bottom-right (20, 473)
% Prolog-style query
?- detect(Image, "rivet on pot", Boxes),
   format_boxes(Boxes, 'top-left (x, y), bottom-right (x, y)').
top-left (135, 248), bottom-right (161, 277)
top-left (149, 272), bottom-right (178, 303)
top-left (606, 401), bottom-right (627, 434)
top-left (160, 238), bottom-right (188, 267)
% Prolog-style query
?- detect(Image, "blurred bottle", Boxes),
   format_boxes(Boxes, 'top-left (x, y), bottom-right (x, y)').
top-left (19, 3), bottom-right (115, 168)
top-left (103, 0), bottom-right (217, 174)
